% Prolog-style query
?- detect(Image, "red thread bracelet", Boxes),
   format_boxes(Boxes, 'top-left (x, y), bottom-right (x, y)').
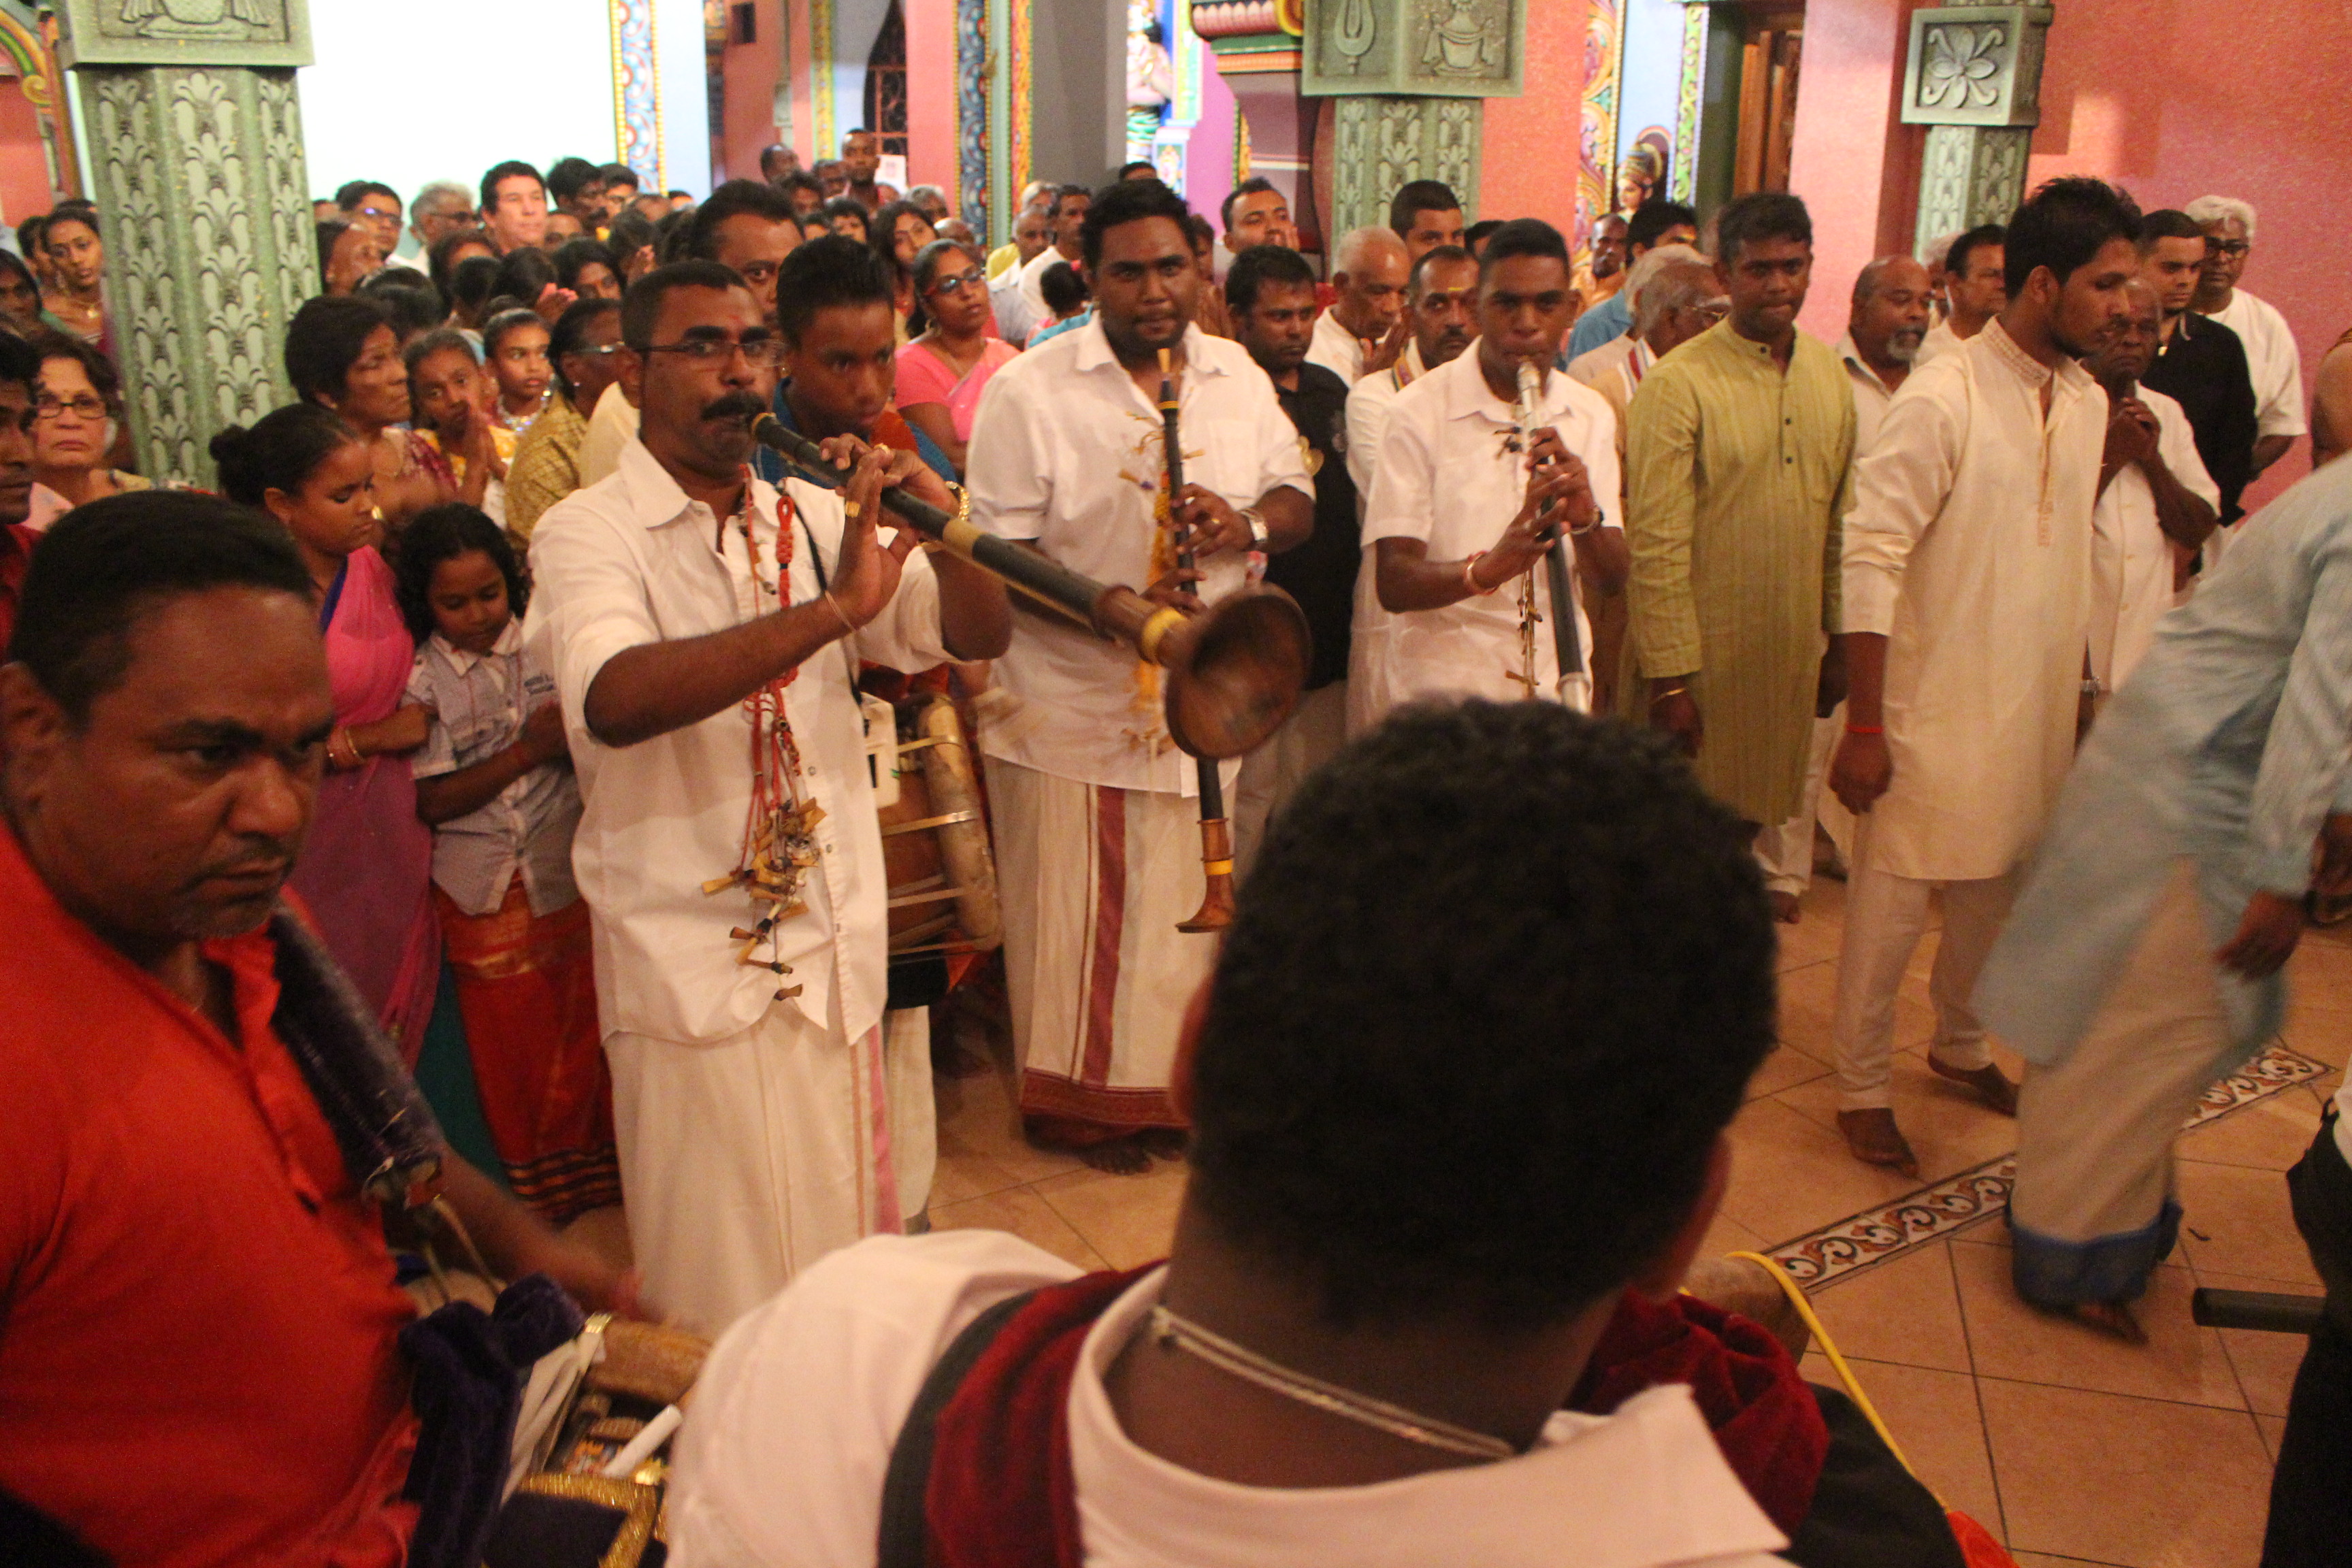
top-left (1845, 723), bottom-right (1884, 735)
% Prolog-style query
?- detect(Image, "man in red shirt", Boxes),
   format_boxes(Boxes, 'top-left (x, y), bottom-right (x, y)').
top-left (0, 493), bottom-right (632, 1565)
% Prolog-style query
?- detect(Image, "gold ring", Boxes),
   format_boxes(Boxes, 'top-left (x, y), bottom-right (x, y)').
top-left (844, 502), bottom-right (862, 519)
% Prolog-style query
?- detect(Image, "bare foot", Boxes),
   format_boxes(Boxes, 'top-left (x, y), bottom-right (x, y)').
top-left (1768, 889), bottom-right (1802, 924)
top-left (1836, 1108), bottom-right (1921, 1179)
top-left (1930, 1058), bottom-right (2019, 1116)
top-left (1076, 1136), bottom-right (1154, 1175)
top-left (1137, 1126), bottom-right (1190, 1162)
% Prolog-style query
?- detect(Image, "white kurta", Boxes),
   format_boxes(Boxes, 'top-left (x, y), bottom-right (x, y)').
top-left (2202, 288), bottom-right (2306, 440)
top-left (1354, 348), bottom-right (1622, 725)
top-left (1306, 307), bottom-right (1369, 384)
top-left (1342, 342), bottom-right (1426, 736)
top-left (669, 1231), bottom-right (1793, 1568)
top-left (1842, 319), bottom-right (2109, 881)
top-left (2089, 385), bottom-right (2219, 691)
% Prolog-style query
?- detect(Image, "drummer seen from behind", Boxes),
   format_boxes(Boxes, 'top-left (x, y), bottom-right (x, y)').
top-left (1352, 217), bottom-right (1627, 730)
top-left (523, 259), bottom-right (1009, 1336)
top-left (963, 176), bottom-right (1313, 1173)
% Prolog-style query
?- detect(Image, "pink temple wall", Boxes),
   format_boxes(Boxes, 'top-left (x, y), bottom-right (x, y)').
top-left (904, 0), bottom-right (959, 200)
top-left (720, 0), bottom-right (787, 183)
top-left (1788, 0), bottom-right (1933, 343)
top-left (0, 80), bottom-right (51, 231)
top-left (1478, 0), bottom-right (1584, 233)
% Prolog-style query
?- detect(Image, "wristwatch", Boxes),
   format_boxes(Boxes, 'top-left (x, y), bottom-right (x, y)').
top-left (1241, 507), bottom-right (1270, 549)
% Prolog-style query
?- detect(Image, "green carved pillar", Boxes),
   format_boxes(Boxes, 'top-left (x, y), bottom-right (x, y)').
top-left (1302, 0), bottom-right (1525, 237)
top-left (56, 0), bottom-right (317, 485)
top-left (1901, 3), bottom-right (2053, 254)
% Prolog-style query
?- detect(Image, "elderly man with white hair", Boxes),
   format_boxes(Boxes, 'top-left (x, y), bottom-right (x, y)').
top-left (1308, 226), bottom-right (1412, 383)
top-left (406, 178), bottom-right (476, 259)
top-left (2188, 194), bottom-right (2306, 483)
top-left (1566, 242), bottom-right (1708, 391)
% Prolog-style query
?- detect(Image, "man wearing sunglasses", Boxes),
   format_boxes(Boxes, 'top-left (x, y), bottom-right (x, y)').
top-left (523, 260), bottom-right (1011, 1335)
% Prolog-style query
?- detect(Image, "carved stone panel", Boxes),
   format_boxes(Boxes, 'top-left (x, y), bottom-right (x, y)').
top-left (1914, 123), bottom-right (2032, 256)
top-left (1303, 0), bottom-right (1523, 99)
top-left (1899, 3), bottom-right (2051, 129)
top-left (78, 65), bottom-right (312, 483)
top-left (1328, 94), bottom-right (1481, 235)
top-left (56, 0), bottom-right (312, 68)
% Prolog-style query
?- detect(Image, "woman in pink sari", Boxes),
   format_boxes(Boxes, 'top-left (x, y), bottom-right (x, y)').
top-left (896, 240), bottom-right (1017, 478)
top-left (213, 404), bottom-right (440, 1058)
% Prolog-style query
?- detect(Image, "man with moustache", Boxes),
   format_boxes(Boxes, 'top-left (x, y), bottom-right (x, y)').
top-left (838, 129), bottom-right (900, 212)
top-left (1009, 185), bottom-right (1093, 345)
top-left (524, 261), bottom-right (1011, 1333)
top-left (1343, 244), bottom-right (1477, 734)
top-left (0, 495), bottom-right (630, 1563)
top-left (1224, 244), bottom-right (1359, 870)
top-left (1917, 225), bottom-right (2006, 366)
top-left (1307, 226), bottom-right (1412, 385)
top-left (1827, 178), bottom-right (2142, 1175)
top-left (964, 177), bottom-right (1311, 1172)
top-left (1624, 193), bottom-right (1857, 931)
top-left (1749, 253), bottom-right (1934, 913)
top-left (1353, 219), bottom-right (1627, 726)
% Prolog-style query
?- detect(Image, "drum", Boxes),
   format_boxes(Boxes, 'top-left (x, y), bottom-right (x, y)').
top-left (875, 691), bottom-right (1002, 956)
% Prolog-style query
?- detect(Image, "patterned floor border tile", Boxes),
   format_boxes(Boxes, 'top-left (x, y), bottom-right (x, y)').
top-left (1769, 1043), bottom-right (2328, 1290)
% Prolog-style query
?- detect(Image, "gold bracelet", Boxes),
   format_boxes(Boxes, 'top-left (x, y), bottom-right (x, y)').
top-left (1649, 685), bottom-right (1688, 705)
top-left (821, 590), bottom-right (855, 636)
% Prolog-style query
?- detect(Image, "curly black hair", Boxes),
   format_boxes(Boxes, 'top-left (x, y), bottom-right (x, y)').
top-left (1187, 700), bottom-right (1776, 1332)
top-left (392, 502), bottom-right (526, 645)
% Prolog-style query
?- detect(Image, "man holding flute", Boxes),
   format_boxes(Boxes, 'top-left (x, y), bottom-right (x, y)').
top-left (964, 177), bottom-right (1311, 1173)
top-left (523, 259), bottom-right (1010, 1333)
top-left (1352, 218), bottom-right (1627, 730)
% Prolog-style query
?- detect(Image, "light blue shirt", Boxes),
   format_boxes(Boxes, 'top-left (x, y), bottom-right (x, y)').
top-left (1977, 458), bottom-right (2352, 1072)
top-left (1566, 291), bottom-right (1633, 361)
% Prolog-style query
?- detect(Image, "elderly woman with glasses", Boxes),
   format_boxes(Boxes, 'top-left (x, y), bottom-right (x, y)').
top-left (24, 332), bottom-right (148, 532)
top-left (894, 240), bottom-right (1015, 477)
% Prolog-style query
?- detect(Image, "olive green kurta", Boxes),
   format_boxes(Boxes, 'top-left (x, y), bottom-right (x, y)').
top-left (1622, 321), bottom-right (1855, 824)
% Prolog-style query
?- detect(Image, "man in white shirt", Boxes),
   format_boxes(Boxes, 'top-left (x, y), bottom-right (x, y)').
top-left (1354, 219), bottom-right (1628, 727)
top-left (1752, 255), bottom-right (1931, 911)
top-left (1565, 242), bottom-right (1709, 393)
top-left (1915, 223), bottom-right (2004, 367)
top-left (964, 178), bottom-right (1312, 1173)
top-left (1306, 226), bottom-right (1410, 385)
top-left (1343, 246), bottom-right (1478, 735)
top-left (2087, 279), bottom-right (2219, 693)
top-left (523, 261), bottom-right (1011, 1333)
top-left (2187, 193), bottom-right (2307, 482)
top-left (1005, 185), bottom-right (1092, 344)
top-left (1825, 178), bottom-right (2144, 1177)
top-left (670, 702), bottom-right (1957, 1568)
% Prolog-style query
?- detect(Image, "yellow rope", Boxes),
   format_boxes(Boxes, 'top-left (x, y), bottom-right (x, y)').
top-left (1725, 1251), bottom-right (1920, 1482)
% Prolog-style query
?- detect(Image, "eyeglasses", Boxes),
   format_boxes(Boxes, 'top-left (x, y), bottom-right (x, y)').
top-left (567, 344), bottom-right (625, 360)
top-left (2204, 239), bottom-right (2251, 259)
top-left (353, 205), bottom-right (399, 222)
top-left (641, 337), bottom-right (787, 368)
top-left (33, 393), bottom-right (107, 421)
top-left (925, 271), bottom-right (985, 297)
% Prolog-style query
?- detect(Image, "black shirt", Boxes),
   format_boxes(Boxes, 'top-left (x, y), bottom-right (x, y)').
top-left (2140, 310), bottom-right (2260, 523)
top-left (1265, 362), bottom-right (1358, 691)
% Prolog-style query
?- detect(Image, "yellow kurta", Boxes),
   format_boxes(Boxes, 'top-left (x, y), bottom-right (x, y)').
top-left (504, 392), bottom-right (588, 548)
top-left (1623, 321), bottom-right (1855, 824)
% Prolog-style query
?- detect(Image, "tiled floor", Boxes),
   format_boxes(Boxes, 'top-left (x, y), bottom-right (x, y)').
top-left (923, 873), bottom-right (2352, 1567)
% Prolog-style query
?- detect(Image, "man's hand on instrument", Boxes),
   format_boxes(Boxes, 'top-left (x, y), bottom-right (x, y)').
top-left (1523, 426), bottom-right (1599, 536)
top-left (1143, 563), bottom-right (1206, 609)
top-left (2217, 889), bottom-right (2306, 979)
top-left (1830, 729), bottom-right (1893, 815)
top-left (1173, 483), bottom-right (1252, 558)
top-left (826, 446), bottom-right (920, 633)
top-left (1648, 679), bottom-right (1702, 757)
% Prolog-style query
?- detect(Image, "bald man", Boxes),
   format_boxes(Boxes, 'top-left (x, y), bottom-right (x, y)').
top-left (1308, 227), bottom-right (1411, 384)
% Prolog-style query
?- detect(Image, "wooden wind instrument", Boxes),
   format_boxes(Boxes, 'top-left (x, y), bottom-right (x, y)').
top-left (1158, 348), bottom-right (1237, 933)
top-left (751, 412), bottom-right (1311, 760)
